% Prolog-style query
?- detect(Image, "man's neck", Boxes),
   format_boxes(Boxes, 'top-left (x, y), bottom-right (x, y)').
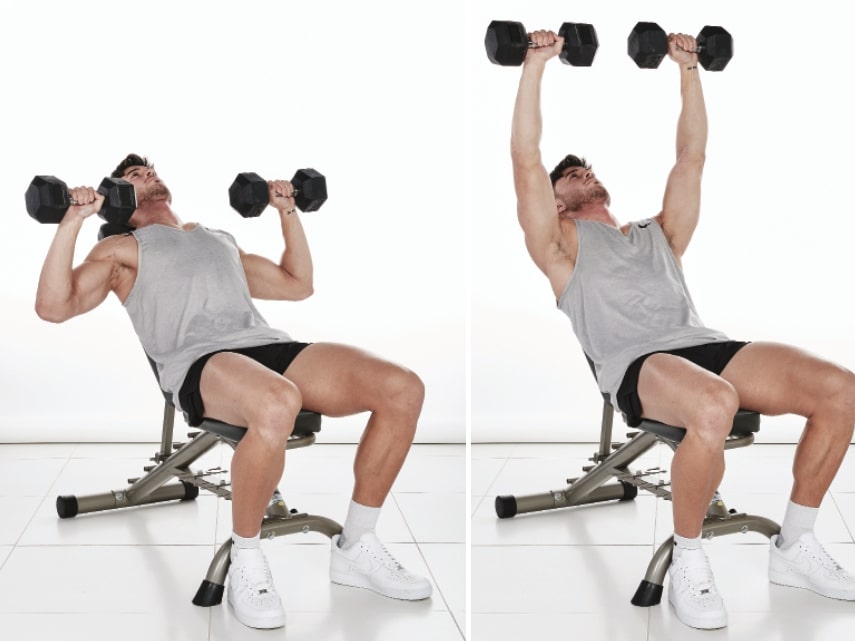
top-left (563, 204), bottom-right (620, 228)
top-left (132, 201), bottom-right (183, 229)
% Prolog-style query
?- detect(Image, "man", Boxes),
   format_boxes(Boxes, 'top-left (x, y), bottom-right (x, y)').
top-left (35, 154), bottom-right (432, 630)
top-left (509, 29), bottom-right (855, 630)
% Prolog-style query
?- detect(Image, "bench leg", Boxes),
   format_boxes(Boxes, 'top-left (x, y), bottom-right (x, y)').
top-left (192, 512), bottom-right (343, 607)
top-left (495, 431), bottom-right (658, 518)
top-left (632, 508), bottom-right (781, 607)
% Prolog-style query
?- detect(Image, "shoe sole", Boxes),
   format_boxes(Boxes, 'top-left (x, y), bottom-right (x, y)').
top-left (769, 571), bottom-right (855, 601)
top-left (330, 571), bottom-right (432, 601)
top-left (227, 591), bottom-right (286, 629)
top-left (668, 594), bottom-right (727, 630)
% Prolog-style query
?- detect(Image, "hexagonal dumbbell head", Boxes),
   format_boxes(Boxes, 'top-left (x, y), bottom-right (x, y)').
top-left (229, 172), bottom-right (269, 218)
top-left (697, 26), bottom-right (733, 71)
top-left (97, 177), bottom-right (137, 224)
top-left (558, 23), bottom-right (598, 66)
top-left (485, 20), bottom-right (528, 66)
top-left (628, 22), bottom-right (668, 69)
top-left (291, 169), bottom-right (327, 212)
top-left (26, 175), bottom-right (70, 223)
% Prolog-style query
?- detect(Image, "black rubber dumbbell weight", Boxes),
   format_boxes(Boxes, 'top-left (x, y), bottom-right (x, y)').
top-left (485, 20), bottom-right (598, 67)
top-left (26, 175), bottom-right (137, 224)
top-left (229, 169), bottom-right (327, 218)
top-left (628, 22), bottom-right (733, 71)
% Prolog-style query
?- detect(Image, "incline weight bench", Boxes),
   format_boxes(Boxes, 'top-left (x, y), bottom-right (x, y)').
top-left (495, 355), bottom-right (781, 608)
top-left (54, 222), bottom-right (342, 608)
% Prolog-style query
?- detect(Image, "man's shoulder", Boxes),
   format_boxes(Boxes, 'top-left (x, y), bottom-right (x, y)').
top-left (632, 217), bottom-right (660, 229)
top-left (93, 229), bottom-right (135, 251)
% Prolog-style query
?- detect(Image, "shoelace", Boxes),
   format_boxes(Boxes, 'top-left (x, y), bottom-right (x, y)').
top-left (806, 540), bottom-right (852, 578)
top-left (678, 552), bottom-right (717, 597)
top-left (365, 539), bottom-right (406, 574)
top-left (243, 566), bottom-right (275, 596)
top-left (233, 551), bottom-right (276, 595)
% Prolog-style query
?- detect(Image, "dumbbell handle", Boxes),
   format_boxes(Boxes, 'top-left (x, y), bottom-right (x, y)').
top-left (272, 188), bottom-right (304, 198)
top-left (68, 182), bottom-right (129, 206)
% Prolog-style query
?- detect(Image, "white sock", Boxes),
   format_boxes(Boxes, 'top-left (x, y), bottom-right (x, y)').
top-left (777, 500), bottom-right (818, 549)
top-left (231, 531), bottom-right (261, 558)
top-left (338, 500), bottom-right (381, 550)
top-left (673, 533), bottom-right (702, 559)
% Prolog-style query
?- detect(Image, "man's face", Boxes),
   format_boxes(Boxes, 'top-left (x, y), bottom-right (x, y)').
top-left (122, 165), bottom-right (171, 205)
top-left (554, 166), bottom-right (610, 213)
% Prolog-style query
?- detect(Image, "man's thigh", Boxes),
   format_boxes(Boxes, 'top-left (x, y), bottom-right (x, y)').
top-left (282, 342), bottom-right (419, 417)
top-left (720, 341), bottom-right (849, 418)
top-left (636, 354), bottom-right (734, 427)
top-left (198, 351), bottom-right (299, 427)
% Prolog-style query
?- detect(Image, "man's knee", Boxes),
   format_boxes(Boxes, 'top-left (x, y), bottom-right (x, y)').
top-left (818, 365), bottom-right (855, 426)
top-left (251, 378), bottom-right (303, 443)
top-left (380, 366), bottom-right (425, 417)
top-left (686, 381), bottom-right (739, 444)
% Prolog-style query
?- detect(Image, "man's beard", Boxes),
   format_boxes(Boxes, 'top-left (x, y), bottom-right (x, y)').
top-left (139, 183), bottom-right (171, 204)
top-left (564, 184), bottom-right (610, 212)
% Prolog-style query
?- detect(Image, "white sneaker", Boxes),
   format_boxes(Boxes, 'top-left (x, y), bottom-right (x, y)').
top-left (329, 532), bottom-right (433, 600)
top-left (227, 546), bottom-right (286, 629)
top-left (769, 533), bottom-right (855, 600)
top-left (668, 547), bottom-right (728, 630)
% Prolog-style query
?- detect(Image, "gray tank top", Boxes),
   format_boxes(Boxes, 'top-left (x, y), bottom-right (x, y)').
top-left (124, 224), bottom-right (293, 410)
top-left (557, 219), bottom-right (729, 407)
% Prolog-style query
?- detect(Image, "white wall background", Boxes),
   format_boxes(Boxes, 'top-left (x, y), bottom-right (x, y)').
top-left (468, 0), bottom-right (855, 443)
top-left (0, 1), bottom-right (465, 443)
top-left (2, 1), bottom-right (852, 447)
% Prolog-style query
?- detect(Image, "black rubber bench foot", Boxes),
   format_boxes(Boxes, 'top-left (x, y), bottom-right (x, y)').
top-left (181, 481), bottom-right (200, 501)
top-left (193, 580), bottom-right (225, 607)
top-left (631, 579), bottom-right (663, 607)
top-left (619, 480), bottom-right (638, 501)
top-left (495, 495), bottom-right (517, 519)
top-left (56, 495), bottom-right (79, 519)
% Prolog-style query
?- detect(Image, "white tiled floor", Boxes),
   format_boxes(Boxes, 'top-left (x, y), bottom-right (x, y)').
top-left (0, 441), bottom-right (465, 640)
top-left (472, 442), bottom-right (855, 641)
top-left (6, 436), bottom-right (855, 640)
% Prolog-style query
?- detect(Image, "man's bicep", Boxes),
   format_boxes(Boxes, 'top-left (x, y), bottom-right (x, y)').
top-left (67, 258), bottom-right (115, 315)
top-left (240, 252), bottom-right (308, 301)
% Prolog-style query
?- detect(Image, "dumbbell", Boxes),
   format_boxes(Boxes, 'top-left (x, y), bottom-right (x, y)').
top-left (26, 175), bottom-right (137, 224)
top-left (228, 169), bottom-right (327, 218)
top-left (628, 22), bottom-right (733, 71)
top-left (485, 20), bottom-right (598, 67)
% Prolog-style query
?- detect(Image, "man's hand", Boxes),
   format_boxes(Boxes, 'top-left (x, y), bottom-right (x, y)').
top-left (667, 33), bottom-right (699, 68)
top-left (66, 186), bottom-right (104, 221)
top-left (267, 179), bottom-right (297, 214)
top-left (525, 30), bottom-right (564, 65)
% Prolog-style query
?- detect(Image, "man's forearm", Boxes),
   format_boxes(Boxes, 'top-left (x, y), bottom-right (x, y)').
top-left (511, 60), bottom-right (549, 161)
top-left (675, 65), bottom-right (708, 159)
top-left (277, 210), bottom-right (313, 288)
top-left (35, 217), bottom-right (84, 320)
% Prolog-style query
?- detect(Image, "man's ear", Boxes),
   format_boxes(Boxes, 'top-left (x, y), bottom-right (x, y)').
top-left (555, 199), bottom-right (566, 215)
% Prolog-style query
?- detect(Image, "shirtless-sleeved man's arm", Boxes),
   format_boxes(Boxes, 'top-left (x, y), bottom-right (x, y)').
top-left (510, 30), bottom-right (575, 295)
top-left (656, 33), bottom-right (708, 260)
top-left (35, 188), bottom-right (119, 322)
top-left (240, 179), bottom-right (314, 302)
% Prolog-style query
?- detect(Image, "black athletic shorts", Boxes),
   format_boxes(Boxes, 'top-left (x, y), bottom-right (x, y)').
top-left (616, 340), bottom-right (750, 428)
top-left (178, 341), bottom-right (312, 427)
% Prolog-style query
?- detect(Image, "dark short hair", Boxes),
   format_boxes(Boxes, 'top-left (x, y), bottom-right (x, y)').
top-left (111, 153), bottom-right (154, 178)
top-left (549, 154), bottom-right (591, 186)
